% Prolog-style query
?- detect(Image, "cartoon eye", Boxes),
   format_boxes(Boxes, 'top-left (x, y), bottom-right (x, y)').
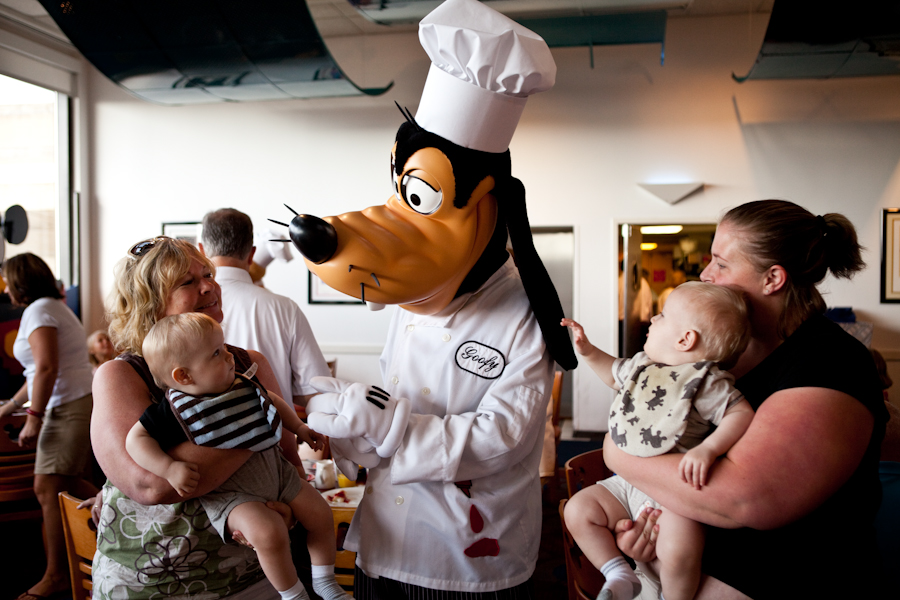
top-left (390, 158), bottom-right (399, 197)
top-left (400, 173), bottom-right (442, 215)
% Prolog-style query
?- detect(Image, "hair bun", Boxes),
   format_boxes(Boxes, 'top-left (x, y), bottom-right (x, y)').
top-left (820, 213), bottom-right (864, 279)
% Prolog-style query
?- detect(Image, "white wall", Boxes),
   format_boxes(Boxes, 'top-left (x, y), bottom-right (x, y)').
top-left (84, 14), bottom-right (900, 430)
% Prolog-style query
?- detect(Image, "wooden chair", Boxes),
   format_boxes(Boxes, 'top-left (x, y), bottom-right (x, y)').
top-left (561, 449), bottom-right (611, 598)
top-left (332, 506), bottom-right (356, 596)
top-left (560, 498), bottom-right (605, 600)
top-left (59, 492), bottom-right (96, 600)
top-left (564, 448), bottom-right (612, 499)
top-left (550, 370), bottom-right (563, 444)
top-left (541, 371), bottom-right (565, 502)
top-left (0, 412), bottom-right (41, 522)
top-left (0, 413), bottom-right (29, 453)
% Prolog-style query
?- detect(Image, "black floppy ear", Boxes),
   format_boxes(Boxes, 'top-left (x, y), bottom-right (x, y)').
top-left (502, 177), bottom-right (577, 371)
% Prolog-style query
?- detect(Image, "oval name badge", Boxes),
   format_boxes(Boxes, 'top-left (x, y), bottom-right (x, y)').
top-left (455, 341), bottom-right (506, 380)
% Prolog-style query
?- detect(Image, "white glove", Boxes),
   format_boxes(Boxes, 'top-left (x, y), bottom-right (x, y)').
top-left (307, 377), bottom-right (411, 458)
top-left (329, 436), bottom-right (381, 481)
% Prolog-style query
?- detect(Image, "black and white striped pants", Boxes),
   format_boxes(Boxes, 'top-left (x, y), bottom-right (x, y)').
top-left (354, 567), bottom-right (536, 600)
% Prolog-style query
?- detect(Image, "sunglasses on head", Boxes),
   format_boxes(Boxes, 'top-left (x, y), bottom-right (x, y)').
top-left (128, 236), bottom-right (173, 258)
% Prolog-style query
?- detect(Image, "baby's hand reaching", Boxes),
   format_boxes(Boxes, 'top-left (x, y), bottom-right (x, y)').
top-left (561, 318), bottom-right (593, 356)
top-left (679, 446), bottom-right (718, 490)
top-left (166, 461), bottom-right (200, 497)
top-left (297, 422), bottom-right (326, 452)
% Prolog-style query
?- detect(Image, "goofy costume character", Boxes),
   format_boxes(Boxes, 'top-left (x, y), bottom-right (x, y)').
top-left (278, 1), bottom-right (576, 597)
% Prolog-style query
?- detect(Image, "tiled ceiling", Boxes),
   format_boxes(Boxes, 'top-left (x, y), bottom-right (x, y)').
top-left (0, 0), bottom-right (773, 43)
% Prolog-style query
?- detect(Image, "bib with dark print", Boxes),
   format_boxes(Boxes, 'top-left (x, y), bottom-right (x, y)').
top-left (608, 360), bottom-right (714, 457)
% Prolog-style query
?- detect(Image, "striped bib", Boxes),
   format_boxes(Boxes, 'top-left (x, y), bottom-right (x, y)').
top-left (166, 373), bottom-right (282, 451)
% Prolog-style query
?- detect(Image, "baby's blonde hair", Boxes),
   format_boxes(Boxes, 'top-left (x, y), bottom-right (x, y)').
top-left (106, 237), bottom-right (216, 355)
top-left (142, 312), bottom-right (220, 389)
top-left (675, 281), bottom-right (750, 370)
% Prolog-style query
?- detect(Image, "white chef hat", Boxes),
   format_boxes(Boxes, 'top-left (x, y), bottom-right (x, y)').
top-left (415, 0), bottom-right (556, 154)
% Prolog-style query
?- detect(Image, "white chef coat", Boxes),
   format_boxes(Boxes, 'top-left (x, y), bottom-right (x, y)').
top-left (345, 258), bottom-right (555, 592)
top-left (217, 266), bottom-right (331, 400)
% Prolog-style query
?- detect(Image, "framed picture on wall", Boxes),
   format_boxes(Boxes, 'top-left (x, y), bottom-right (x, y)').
top-left (881, 209), bottom-right (900, 303)
top-left (162, 222), bottom-right (201, 246)
top-left (308, 271), bottom-right (364, 305)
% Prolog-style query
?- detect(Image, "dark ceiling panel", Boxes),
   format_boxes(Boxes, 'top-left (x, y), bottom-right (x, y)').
top-left (38, 0), bottom-right (392, 105)
top-left (517, 11), bottom-right (667, 48)
top-left (735, 0), bottom-right (900, 81)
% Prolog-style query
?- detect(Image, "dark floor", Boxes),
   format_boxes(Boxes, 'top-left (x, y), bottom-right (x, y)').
top-left (2, 515), bottom-right (47, 600)
top-left (534, 472), bottom-right (570, 599)
top-left (3, 437), bottom-right (601, 600)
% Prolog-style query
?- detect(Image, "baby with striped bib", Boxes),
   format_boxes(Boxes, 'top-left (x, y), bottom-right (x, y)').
top-left (126, 312), bottom-right (350, 600)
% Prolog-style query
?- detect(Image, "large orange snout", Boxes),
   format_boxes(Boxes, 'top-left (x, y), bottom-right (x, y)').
top-left (289, 193), bottom-right (498, 315)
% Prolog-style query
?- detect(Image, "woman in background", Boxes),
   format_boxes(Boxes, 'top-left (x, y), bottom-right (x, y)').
top-left (0, 253), bottom-right (98, 600)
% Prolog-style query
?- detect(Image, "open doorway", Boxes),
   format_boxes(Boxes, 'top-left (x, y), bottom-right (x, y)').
top-left (619, 223), bottom-right (717, 358)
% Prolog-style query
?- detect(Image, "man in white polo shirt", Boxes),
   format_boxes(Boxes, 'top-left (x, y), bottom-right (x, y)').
top-left (200, 208), bottom-right (331, 408)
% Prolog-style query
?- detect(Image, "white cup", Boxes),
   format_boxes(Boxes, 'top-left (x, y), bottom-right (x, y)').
top-left (314, 459), bottom-right (336, 490)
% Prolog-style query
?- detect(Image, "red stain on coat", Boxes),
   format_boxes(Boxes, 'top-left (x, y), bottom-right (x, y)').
top-left (464, 538), bottom-right (499, 558)
top-left (454, 480), bottom-right (472, 498)
top-left (469, 505), bottom-right (484, 533)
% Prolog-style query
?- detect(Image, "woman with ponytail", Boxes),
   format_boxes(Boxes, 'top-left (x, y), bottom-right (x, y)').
top-left (604, 200), bottom-right (888, 599)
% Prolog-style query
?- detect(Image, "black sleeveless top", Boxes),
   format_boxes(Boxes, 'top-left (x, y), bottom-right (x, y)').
top-left (703, 315), bottom-right (888, 598)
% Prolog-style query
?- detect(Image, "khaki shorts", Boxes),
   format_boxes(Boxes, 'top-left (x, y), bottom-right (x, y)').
top-left (200, 445), bottom-right (303, 542)
top-left (35, 393), bottom-right (93, 477)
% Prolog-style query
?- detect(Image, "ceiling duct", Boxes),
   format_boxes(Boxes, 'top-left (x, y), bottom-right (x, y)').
top-left (516, 12), bottom-right (667, 65)
top-left (37, 0), bottom-right (392, 105)
top-left (349, 0), bottom-right (685, 24)
top-left (734, 0), bottom-right (900, 81)
top-left (350, 0), bottom-right (671, 66)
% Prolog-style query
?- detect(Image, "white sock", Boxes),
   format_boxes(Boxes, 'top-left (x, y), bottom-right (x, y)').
top-left (278, 579), bottom-right (310, 600)
top-left (597, 556), bottom-right (641, 600)
top-left (311, 564), bottom-right (334, 579)
top-left (311, 564), bottom-right (351, 600)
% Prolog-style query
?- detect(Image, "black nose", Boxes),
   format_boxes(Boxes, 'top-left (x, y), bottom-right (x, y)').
top-left (289, 214), bottom-right (338, 264)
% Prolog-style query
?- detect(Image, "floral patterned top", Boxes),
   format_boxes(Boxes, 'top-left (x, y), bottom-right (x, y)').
top-left (92, 349), bottom-right (266, 600)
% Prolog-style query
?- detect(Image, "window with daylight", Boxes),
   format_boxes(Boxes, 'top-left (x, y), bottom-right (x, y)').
top-left (0, 73), bottom-right (73, 284)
